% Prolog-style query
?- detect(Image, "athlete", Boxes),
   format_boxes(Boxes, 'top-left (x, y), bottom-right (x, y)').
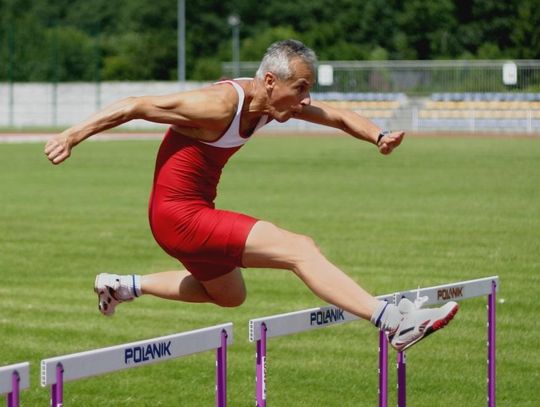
top-left (44, 40), bottom-right (458, 351)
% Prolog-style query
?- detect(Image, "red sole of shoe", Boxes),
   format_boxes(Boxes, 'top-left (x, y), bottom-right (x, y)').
top-left (430, 303), bottom-right (460, 332)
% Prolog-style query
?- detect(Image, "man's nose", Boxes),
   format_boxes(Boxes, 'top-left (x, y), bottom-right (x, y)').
top-left (300, 93), bottom-right (311, 106)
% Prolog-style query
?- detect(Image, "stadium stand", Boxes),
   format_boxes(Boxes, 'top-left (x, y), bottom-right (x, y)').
top-left (311, 92), bottom-right (407, 129)
top-left (419, 93), bottom-right (540, 131)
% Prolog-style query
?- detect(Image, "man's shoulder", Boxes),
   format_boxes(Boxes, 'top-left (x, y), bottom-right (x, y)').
top-left (200, 82), bottom-right (239, 113)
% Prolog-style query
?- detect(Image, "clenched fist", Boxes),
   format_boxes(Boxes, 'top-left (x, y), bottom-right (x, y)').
top-left (44, 134), bottom-right (72, 165)
top-left (378, 131), bottom-right (404, 155)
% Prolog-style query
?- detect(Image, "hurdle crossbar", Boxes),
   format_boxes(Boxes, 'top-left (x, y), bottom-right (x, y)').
top-left (0, 362), bottom-right (29, 407)
top-left (41, 323), bottom-right (233, 407)
top-left (249, 276), bottom-right (498, 407)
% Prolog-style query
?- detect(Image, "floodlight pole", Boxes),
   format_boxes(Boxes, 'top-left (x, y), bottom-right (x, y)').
top-left (228, 15), bottom-right (241, 78)
top-left (178, 0), bottom-right (186, 82)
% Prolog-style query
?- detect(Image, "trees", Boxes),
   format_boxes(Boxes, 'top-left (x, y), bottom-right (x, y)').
top-left (512, 0), bottom-right (540, 59)
top-left (0, 0), bottom-right (538, 82)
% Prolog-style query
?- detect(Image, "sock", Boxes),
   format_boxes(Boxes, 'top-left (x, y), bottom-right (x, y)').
top-left (117, 274), bottom-right (142, 299)
top-left (370, 300), bottom-right (401, 331)
top-left (131, 274), bottom-right (142, 297)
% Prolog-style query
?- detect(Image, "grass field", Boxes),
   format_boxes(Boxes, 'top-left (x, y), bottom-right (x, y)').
top-left (1, 134), bottom-right (539, 406)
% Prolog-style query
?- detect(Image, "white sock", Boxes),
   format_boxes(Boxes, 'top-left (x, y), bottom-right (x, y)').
top-left (370, 300), bottom-right (401, 331)
top-left (117, 274), bottom-right (142, 299)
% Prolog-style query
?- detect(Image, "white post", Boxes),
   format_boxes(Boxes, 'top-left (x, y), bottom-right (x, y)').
top-left (412, 107), bottom-right (418, 132)
top-left (227, 15), bottom-right (241, 78)
top-left (469, 109), bottom-right (476, 133)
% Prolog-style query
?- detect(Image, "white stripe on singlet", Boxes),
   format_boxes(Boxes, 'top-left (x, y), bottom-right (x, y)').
top-left (200, 80), bottom-right (267, 148)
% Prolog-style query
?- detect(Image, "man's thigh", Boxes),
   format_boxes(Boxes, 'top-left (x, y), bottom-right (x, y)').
top-left (242, 221), bottom-right (309, 269)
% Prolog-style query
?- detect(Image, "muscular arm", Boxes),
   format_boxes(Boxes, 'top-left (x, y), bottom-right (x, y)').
top-left (296, 101), bottom-right (404, 154)
top-left (44, 86), bottom-right (234, 164)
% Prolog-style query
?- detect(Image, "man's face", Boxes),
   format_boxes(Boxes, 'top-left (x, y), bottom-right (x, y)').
top-left (265, 58), bottom-right (314, 122)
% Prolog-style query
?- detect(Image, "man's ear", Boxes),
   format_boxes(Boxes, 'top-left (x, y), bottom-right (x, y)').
top-left (264, 72), bottom-right (276, 91)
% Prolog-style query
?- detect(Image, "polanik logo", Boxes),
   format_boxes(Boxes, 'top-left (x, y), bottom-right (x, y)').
top-left (124, 341), bottom-right (172, 364)
top-left (309, 308), bottom-right (345, 326)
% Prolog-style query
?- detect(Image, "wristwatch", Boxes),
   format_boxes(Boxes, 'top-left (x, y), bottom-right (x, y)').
top-left (377, 130), bottom-right (391, 146)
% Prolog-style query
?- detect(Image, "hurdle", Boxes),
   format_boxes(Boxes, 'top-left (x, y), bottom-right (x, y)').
top-left (41, 323), bottom-right (233, 407)
top-left (0, 363), bottom-right (29, 407)
top-left (249, 276), bottom-right (498, 407)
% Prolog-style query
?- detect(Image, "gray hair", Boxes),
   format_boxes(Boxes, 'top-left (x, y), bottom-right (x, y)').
top-left (255, 39), bottom-right (317, 80)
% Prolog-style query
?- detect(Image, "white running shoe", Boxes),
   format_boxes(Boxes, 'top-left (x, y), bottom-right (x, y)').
top-left (387, 297), bottom-right (459, 352)
top-left (94, 273), bottom-right (136, 316)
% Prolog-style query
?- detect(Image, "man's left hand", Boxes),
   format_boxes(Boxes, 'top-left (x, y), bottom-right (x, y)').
top-left (378, 131), bottom-right (404, 155)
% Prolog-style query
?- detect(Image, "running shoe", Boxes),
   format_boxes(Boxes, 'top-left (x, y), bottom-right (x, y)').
top-left (387, 297), bottom-right (459, 351)
top-left (94, 273), bottom-right (135, 316)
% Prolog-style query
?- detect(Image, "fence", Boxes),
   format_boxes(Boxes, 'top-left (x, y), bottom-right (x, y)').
top-left (0, 81), bottom-right (207, 129)
top-left (223, 60), bottom-right (540, 95)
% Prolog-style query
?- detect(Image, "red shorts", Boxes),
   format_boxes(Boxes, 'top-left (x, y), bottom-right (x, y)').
top-left (149, 188), bottom-right (258, 281)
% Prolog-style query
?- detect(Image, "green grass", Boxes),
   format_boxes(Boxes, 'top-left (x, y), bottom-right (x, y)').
top-left (1, 135), bottom-right (539, 406)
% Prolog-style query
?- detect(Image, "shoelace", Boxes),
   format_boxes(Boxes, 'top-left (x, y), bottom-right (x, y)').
top-left (414, 287), bottom-right (429, 309)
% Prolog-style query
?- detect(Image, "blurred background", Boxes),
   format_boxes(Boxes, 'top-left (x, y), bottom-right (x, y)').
top-left (1, 0), bottom-right (540, 132)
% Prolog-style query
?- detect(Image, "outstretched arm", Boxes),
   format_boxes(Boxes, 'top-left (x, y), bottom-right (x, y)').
top-left (295, 101), bottom-right (404, 155)
top-left (44, 86), bottom-right (234, 165)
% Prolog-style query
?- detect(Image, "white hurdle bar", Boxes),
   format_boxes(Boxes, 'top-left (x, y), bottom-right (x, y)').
top-left (41, 323), bottom-right (233, 407)
top-left (249, 276), bottom-right (498, 407)
top-left (0, 362), bottom-right (29, 407)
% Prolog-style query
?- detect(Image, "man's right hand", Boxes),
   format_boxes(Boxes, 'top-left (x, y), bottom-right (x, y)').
top-left (44, 134), bottom-right (72, 165)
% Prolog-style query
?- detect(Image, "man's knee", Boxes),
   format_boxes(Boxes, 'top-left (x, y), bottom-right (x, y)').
top-left (297, 234), bottom-right (319, 251)
top-left (282, 233), bottom-right (323, 272)
top-left (294, 233), bottom-right (321, 257)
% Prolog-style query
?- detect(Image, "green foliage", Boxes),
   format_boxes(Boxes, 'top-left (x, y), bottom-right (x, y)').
top-left (512, 0), bottom-right (540, 59)
top-left (191, 57), bottom-right (222, 81)
top-left (368, 46), bottom-right (389, 61)
top-left (476, 42), bottom-right (505, 60)
top-left (1, 0), bottom-right (539, 81)
top-left (240, 26), bottom-right (302, 61)
top-left (47, 26), bottom-right (96, 81)
top-left (395, 0), bottom-right (458, 59)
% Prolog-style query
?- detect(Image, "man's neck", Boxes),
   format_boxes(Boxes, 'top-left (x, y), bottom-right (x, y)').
top-left (244, 79), bottom-right (269, 115)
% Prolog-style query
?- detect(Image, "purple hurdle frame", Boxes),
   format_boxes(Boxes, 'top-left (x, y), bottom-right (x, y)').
top-left (487, 279), bottom-right (496, 407)
top-left (256, 323), bottom-right (268, 407)
top-left (216, 329), bottom-right (229, 407)
top-left (250, 276), bottom-right (498, 406)
top-left (8, 371), bottom-right (20, 407)
top-left (41, 323), bottom-right (233, 407)
top-left (378, 330), bottom-right (388, 407)
top-left (0, 362), bottom-right (29, 407)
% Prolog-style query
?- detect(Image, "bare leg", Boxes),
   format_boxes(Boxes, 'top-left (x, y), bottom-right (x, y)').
top-left (141, 270), bottom-right (213, 303)
top-left (242, 221), bottom-right (379, 320)
top-left (141, 268), bottom-right (247, 307)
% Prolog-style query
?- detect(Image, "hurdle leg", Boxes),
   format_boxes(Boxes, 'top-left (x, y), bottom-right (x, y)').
top-left (50, 364), bottom-right (64, 407)
top-left (397, 351), bottom-right (406, 407)
top-left (487, 280), bottom-right (496, 407)
top-left (256, 323), bottom-right (267, 407)
top-left (7, 370), bottom-right (20, 407)
top-left (378, 330), bottom-right (388, 407)
top-left (216, 329), bottom-right (228, 407)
